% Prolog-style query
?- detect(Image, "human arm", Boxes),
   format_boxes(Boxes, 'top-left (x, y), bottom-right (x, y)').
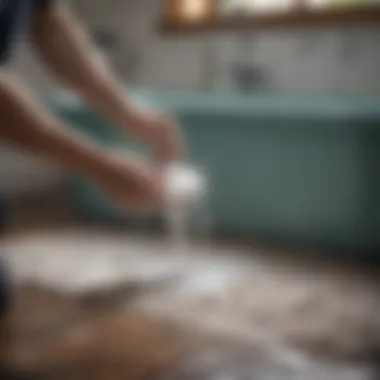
top-left (0, 74), bottom-right (162, 211)
top-left (30, 2), bottom-right (183, 162)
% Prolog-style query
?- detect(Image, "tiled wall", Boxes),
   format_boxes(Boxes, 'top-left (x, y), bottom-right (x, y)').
top-left (74, 0), bottom-right (380, 95)
top-left (215, 27), bottom-right (380, 94)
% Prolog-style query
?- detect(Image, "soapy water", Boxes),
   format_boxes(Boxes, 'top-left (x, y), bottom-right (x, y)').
top-left (165, 194), bottom-right (213, 247)
top-left (117, 146), bottom-right (212, 248)
top-left (163, 163), bottom-right (212, 251)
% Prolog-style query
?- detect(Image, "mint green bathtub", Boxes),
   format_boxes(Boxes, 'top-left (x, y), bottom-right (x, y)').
top-left (50, 90), bottom-right (380, 253)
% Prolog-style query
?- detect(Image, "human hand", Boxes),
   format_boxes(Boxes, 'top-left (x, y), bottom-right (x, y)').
top-left (91, 152), bottom-right (164, 213)
top-left (132, 111), bottom-right (185, 164)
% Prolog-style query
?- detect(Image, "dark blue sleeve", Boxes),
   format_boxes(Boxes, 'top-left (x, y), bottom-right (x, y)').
top-left (35, 0), bottom-right (54, 8)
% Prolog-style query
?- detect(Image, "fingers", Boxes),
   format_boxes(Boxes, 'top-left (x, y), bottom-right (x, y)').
top-left (117, 181), bottom-right (164, 214)
top-left (154, 115), bottom-right (185, 164)
top-left (115, 155), bottom-right (165, 213)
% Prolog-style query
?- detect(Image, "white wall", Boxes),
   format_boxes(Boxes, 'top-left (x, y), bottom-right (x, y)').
top-left (73, 0), bottom-right (204, 89)
top-left (73, 0), bottom-right (380, 94)
top-left (214, 27), bottom-right (380, 94)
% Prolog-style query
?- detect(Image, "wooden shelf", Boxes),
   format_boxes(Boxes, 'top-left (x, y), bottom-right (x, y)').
top-left (159, 6), bottom-right (380, 34)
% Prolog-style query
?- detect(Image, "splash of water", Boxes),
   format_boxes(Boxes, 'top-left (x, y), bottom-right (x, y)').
top-left (162, 163), bottom-right (209, 252)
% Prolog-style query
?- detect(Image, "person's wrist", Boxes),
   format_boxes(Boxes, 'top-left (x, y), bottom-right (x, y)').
top-left (73, 145), bottom-right (112, 183)
top-left (121, 108), bottom-right (154, 142)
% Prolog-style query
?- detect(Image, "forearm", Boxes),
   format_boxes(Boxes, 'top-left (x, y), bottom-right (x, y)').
top-left (31, 6), bottom-right (146, 138)
top-left (0, 74), bottom-right (108, 179)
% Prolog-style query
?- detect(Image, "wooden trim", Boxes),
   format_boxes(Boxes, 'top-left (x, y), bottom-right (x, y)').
top-left (158, 6), bottom-right (380, 34)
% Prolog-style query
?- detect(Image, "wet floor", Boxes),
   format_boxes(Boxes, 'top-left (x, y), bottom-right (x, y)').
top-left (1, 227), bottom-right (379, 379)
